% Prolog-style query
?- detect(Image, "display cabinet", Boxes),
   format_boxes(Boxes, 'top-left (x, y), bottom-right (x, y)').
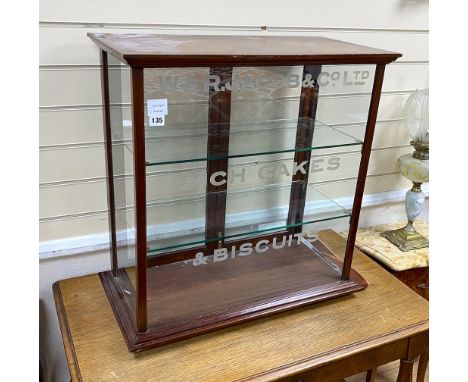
top-left (88, 33), bottom-right (401, 351)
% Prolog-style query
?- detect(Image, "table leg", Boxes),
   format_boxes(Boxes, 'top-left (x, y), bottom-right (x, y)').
top-left (396, 358), bottom-right (416, 382)
top-left (366, 367), bottom-right (377, 382)
top-left (416, 350), bottom-right (429, 382)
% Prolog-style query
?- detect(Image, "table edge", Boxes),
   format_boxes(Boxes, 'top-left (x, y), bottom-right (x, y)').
top-left (53, 281), bottom-right (82, 382)
top-left (234, 320), bottom-right (429, 382)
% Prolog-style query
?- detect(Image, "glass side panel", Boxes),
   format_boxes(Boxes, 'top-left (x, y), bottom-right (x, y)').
top-left (107, 54), bottom-right (136, 305)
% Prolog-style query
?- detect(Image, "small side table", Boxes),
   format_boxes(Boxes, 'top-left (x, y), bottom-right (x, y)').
top-left (344, 220), bottom-right (429, 382)
top-left (350, 220), bottom-right (428, 300)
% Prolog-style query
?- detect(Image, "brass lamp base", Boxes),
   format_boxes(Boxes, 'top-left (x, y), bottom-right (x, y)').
top-left (381, 223), bottom-right (429, 252)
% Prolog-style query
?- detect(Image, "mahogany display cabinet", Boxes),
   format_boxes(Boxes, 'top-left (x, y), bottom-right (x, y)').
top-left (88, 33), bottom-right (401, 352)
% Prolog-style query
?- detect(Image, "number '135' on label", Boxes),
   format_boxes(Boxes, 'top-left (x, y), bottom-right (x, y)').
top-left (149, 115), bottom-right (165, 127)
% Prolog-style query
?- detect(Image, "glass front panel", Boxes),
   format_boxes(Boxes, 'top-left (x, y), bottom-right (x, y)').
top-left (140, 64), bottom-right (375, 331)
top-left (107, 54), bottom-right (136, 307)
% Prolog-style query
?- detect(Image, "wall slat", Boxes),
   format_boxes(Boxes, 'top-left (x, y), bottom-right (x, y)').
top-left (39, 0), bottom-right (428, 30)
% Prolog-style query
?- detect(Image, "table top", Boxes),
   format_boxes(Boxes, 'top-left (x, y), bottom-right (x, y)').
top-left (53, 230), bottom-right (428, 382)
top-left (88, 33), bottom-right (401, 66)
top-left (344, 220), bottom-right (429, 271)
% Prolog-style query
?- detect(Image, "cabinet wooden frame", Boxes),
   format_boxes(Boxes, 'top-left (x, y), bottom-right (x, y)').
top-left (91, 34), bottom-right (401, 352)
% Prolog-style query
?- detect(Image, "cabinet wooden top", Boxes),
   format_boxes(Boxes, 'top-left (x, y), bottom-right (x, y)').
top-left (88, 33), bottom-right (401, 67)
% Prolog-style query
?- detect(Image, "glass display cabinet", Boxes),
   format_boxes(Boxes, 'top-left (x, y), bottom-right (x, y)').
top-left (88, 33), bottom-right (401, 351)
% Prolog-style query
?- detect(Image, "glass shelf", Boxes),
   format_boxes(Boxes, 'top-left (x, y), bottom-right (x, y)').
top-left (145, 182), bottom-right (351, 254)
top-left (124, 118), bottom-right (362, 166)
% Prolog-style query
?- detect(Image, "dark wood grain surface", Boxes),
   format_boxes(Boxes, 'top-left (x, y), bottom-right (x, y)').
top-left (141, 240), bottom-right (349, 331)
top-left (205, 66), bottom-right (233, 252)
top-left (364, 255), bottom-right (429, 301)
top-left (99, 50), bottom-right (118, 276)
top-left (130, 67), bottom-right (148, 332)
top-left (101, 237), bottom-right (367, 351)
top-left (88, 34), bottom-right (401, 66)
top-left (287, 65), bottom-right (321, 235)
top-left (342, 64), bottom-right (386, 280)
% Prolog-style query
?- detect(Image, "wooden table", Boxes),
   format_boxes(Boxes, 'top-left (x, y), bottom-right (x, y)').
top-left (350, 220), bottom-right (429, 301)
top-left (53, 231), bottom-right (428, 382)
top-left (345, 221), bottom-right (429, 381)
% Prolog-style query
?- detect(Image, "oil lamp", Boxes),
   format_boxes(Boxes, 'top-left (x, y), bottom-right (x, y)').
top-left (381, 89), bottom-right (429, 251)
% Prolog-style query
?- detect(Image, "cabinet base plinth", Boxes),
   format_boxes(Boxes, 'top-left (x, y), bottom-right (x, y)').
top-left (100, 239), bottom-right (367, 352)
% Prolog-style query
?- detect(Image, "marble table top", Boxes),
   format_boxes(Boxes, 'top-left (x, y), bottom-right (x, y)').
top-left (341, 220), bottom-right (429, 271)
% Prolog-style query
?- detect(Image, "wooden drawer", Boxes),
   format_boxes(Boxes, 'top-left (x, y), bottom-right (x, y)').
top-left (392, 266), bottom-right (429, 300)
top-left (365, 255), bottom-right (429, 301)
